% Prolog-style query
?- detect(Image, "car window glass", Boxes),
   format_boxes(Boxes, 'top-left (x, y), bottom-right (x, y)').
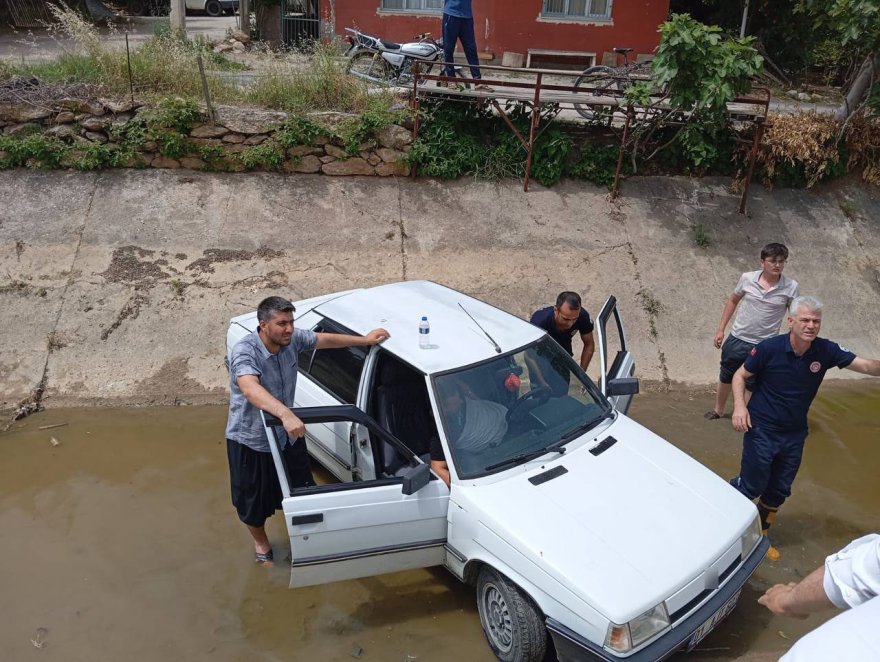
top-left (434, 337), bottom-right (610, 478)
top-left (307, 322), bottom-right (368, 404)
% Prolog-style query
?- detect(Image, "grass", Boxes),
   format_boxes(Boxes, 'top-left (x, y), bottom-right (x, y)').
top-left (693, 223), bottom-right (711, 248)
top-left (6, 5), bottom-right (393, 116)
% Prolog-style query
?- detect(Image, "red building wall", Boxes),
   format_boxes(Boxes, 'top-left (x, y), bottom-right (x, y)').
top-left (328, 0), bottom-right (669, 63)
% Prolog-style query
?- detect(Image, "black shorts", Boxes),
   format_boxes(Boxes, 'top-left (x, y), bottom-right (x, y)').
top-left (226, 438), bottom-right (315, 528)
top-left (719, 335), bottom-right (757, 389)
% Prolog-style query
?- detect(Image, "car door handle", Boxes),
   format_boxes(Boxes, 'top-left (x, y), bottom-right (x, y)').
top-left (291, 513), bottom-right (324, 525)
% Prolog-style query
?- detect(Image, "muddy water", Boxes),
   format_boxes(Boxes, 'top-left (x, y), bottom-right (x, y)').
top-left (1, 385), bottom-right (878, 662)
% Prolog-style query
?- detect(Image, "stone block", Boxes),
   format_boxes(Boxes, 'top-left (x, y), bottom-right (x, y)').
top-left (151, 156), bottom-right (181, 169)
top-left (375, 161), bottom-right (411, 177)
top-left (324, 144), bottom-right (349, 159)
top-left (222, 133), bottom-right (246, 143)
top-left (191, 124), bottom-right (229, 138)
top-left (285, 154), bottom-right (322, 173)
top-left (322, 157), bottom-right (375, 176)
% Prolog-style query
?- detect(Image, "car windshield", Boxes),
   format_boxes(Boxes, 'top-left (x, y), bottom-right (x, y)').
top-left (433, 337), bottom-right (612, 478)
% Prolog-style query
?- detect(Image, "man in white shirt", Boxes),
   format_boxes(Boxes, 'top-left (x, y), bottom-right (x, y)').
top-left (758, 534), bottom-right (880, 660)
top-left (706, 242), bottom-right (799, 420)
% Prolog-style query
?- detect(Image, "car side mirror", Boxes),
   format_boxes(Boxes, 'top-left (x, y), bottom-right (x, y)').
top-left (401, 462), bottom-right (430, 495)
top-left (607, 377), bottom-right (639, 396)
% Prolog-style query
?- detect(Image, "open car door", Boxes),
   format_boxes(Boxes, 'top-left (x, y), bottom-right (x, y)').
top-left (262, 406), bottom-right (449, 588)
top-left (595, 295), bottom-right (638, 414)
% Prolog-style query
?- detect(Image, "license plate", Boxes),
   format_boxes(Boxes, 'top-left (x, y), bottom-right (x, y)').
top-left (686, 589), bottom-right (741, 652)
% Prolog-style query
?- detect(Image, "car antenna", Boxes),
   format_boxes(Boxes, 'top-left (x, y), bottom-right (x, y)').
top-left (458, 303), bottom-right (502, 353)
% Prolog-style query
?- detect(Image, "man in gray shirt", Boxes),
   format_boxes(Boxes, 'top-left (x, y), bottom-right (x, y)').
top-left (226, 295), bottom-right (389, 564)
top-left (706, 243), bottom-right (799, 419)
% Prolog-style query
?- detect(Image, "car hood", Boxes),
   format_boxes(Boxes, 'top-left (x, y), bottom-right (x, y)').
top-left (455, 415), bottom-right (755, 623)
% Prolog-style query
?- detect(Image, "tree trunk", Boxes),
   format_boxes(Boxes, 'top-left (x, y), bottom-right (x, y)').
top-left (255, 0), bottom-right (282, 48)
top-left (834, 54), bottom-right (878, 121)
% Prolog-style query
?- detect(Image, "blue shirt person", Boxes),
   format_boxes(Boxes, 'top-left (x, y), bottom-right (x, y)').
top-left (441, 0), bottom-right (492, 90)
top-left (225, 295), bottom-right (389, 565)
top-left (729, 295), bottom-right (880, 561)
top-left (529, 291), bottom-right (595, 370)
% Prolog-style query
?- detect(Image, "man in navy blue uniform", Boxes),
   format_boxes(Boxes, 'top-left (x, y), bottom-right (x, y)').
top-left (731, 295), bottom-right (880, 560)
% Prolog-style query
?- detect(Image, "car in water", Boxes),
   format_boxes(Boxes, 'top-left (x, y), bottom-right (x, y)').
top-left (225, 280), bottom-right (768, 662)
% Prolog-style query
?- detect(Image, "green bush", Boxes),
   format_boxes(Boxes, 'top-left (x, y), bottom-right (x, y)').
top-left (275, 116), bottom-right (327, 147)
top-left (569, 144), bottom-right (621, 189)
top-left (238, 142), bottom-right (285, 170)
top-left (0, 134), bottom-right (68, 169)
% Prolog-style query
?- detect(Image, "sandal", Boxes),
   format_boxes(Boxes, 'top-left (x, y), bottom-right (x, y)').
top-left (703, 410), bottom-right (721, 420)
top-left (255, 548), bottom-right (274, 564)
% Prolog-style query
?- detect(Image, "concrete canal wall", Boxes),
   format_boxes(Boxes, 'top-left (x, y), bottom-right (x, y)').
top-left (1, 170), bottom-right (878, 411)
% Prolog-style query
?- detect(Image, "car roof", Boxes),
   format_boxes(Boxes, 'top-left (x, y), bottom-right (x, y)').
top-left (314, 280), bottom-right (544, 375)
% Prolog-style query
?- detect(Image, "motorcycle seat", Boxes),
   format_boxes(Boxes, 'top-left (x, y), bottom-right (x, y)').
top-left (380, 39), bottom-right (402, 50)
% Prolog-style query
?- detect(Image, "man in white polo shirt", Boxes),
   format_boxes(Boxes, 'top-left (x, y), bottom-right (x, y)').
top-left (758, 533), bottom-right (879, 660)
top-left (705, 242), bottom-right (799, 419)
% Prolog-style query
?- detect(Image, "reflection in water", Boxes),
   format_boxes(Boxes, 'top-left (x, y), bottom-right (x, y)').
top-left (0, 384), bottom-right (877, 662)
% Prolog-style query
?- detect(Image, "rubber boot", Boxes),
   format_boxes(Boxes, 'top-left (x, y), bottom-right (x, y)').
top-left (757, 500), bottom-right (780, 561)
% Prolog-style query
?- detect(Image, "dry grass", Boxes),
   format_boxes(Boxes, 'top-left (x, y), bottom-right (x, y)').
top-left (756, 112), bottom-right (842, 187)
top-left (8, 3), bottom-right (388, 114)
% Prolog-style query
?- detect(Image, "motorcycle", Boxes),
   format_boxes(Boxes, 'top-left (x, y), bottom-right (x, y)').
top-left (343, 27), bottom-right (469, 87)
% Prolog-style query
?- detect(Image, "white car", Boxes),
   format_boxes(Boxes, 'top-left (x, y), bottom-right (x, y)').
top-left (225, 281), bottom-right (767, 662)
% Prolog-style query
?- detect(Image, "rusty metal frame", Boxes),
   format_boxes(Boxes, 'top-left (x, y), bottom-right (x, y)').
top-left (409, 62), bottom-right (771, 210)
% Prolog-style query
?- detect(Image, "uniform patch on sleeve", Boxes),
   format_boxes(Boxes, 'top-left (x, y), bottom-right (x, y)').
top-left (750, 347), bottom-right (757, 356)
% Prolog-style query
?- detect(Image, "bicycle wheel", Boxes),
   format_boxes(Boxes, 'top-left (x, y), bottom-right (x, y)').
top-left (346, 52), bottom-right (393, 84)
top-left (573, 66), bottom-right (619, 121)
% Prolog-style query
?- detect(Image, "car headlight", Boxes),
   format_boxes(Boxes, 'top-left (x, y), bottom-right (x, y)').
top-left (741, 512), bottom-right (762, 557)
top-left (604, 603), bottom-right (670, 653)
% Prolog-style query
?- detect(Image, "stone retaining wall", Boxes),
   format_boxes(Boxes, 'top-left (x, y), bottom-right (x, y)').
top-left (0, 98), bottom-right (414, 177)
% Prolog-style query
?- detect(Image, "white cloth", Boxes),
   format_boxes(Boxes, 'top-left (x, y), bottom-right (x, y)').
top-left (781, 534), bottom-right (880, 662)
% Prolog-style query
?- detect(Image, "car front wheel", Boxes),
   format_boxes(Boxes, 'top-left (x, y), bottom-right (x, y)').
top-left (205, 0), bottom-right (222, 16)
top-left (477, 567), bottom-right (547, 662)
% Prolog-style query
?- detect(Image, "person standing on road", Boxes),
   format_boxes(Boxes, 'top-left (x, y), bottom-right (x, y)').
top-left (706, 242), bottom-right (799, 420)
top-left (441, 0), bottom-right (493, 92)
top-left (758, 533), bottom-right (879, 661)
top-left (729, 295), bottom-right (880, 561)
top-left (226, 296), bottom-right (389, 565)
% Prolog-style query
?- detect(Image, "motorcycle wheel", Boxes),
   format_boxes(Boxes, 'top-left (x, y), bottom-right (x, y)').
top-left (346, 52), bottom-right (393, 84)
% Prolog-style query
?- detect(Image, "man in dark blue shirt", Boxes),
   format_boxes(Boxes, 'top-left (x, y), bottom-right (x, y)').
top-left (529, 291), bottom-right (595, 371)
top-left (441, 0), bottom-right (492, 92)
top-left (730, 295), bottom-right (880, 561)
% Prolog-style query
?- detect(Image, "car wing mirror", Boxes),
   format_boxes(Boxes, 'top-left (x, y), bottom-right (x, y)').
top-left (607, 377), bottom-right (639, 396)
top-left (401, 462), bottom-right (430, 495)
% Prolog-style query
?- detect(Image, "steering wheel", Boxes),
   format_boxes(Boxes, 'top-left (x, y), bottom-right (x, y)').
top-left (506, 386), bottom-right (551, 423)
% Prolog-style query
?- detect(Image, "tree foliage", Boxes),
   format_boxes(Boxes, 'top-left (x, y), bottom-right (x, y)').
top-left (654, 14), bottom-right (764, 111)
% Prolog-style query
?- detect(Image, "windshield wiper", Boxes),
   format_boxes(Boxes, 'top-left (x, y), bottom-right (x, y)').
top-left (560, 412), bottom-right (611, 444)
top-left (485, 446), bottom-right (566, 472)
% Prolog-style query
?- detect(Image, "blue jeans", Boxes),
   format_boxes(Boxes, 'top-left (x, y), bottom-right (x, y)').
top-left (731, 424), bottom-right (808, 508)
top-left (442, 13), bottom-right (481, 79)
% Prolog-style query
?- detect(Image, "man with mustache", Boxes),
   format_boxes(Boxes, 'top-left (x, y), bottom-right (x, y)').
top-left (730, 295), bottom-right (880, 561)
top-left (226, 296), bottom-right (389, 565)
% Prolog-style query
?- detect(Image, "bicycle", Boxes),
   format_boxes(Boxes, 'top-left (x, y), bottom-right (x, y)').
top-left (573, 47), bottom-right (655, 121)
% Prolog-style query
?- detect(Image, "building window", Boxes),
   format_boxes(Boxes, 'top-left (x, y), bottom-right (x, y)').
top-left (542, 0), bottom-right (612, 20)
top-left (380, 0), bottom-right (443, 12)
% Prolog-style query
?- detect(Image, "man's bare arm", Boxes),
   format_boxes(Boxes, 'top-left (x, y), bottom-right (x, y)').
top-left (431, 459), bottom-right (450, 487)
top-left (714, 293), bottom-right (744, 348)
top-left (315, 327), bottom-right (390, 350)
top-left (237, 374), bottom-right (305, 438)
top-left (758, 564), bottom-right (835, 619)
top-left (580, 331), bottom-right (595, 371)
top-left (845, 356), bottom-right (880, 377)
top-left (731, 365), bottom-right (754, 432)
